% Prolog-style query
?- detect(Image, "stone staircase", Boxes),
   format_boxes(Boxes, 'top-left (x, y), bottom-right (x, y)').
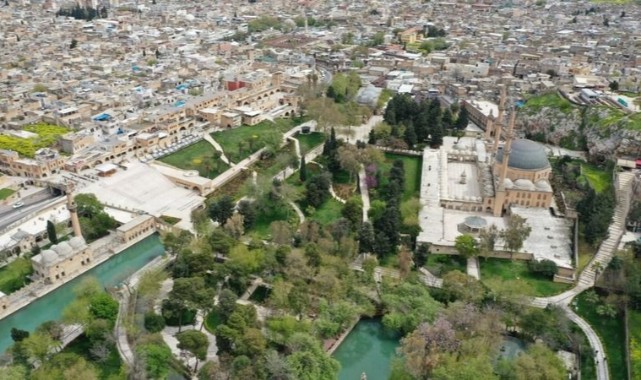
top-left (576, 171), bottom-right (633, 289)
top-left (532, 171), bottom-right (634, 308)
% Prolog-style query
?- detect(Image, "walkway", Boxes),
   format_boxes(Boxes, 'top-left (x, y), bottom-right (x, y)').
top-left (358, 165), bottom-right (370, 222)
top-left (466, 257), bottom-right (480, 280)
top-left (202, 133), bottom-right (232, 165)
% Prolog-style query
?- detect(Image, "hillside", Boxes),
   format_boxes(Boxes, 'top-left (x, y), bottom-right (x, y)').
top-left (518, 92), bottom-right (641, 161)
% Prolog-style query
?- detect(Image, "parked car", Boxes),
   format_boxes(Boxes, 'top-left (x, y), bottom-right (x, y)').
top-left (12, 201), bottom-right (24, 208)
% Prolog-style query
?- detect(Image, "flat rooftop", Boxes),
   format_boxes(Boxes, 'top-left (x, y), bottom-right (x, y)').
top-left (81, 162), bottom-right (204, 231)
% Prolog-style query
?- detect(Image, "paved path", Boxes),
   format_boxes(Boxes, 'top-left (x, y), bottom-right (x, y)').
top-left (289, 136), bottom-right (302, 159)
top-left (334, 115), bottom-right (383, 143)
top-left (329, 185), bottom-right (346, 204)
top-left (289, 201), bottom-right (305, 225)
top-left (358, 165), bottom-right (370, 222)
top-left (202, 133), bottom-right (232, 165)
top-left (466, 257), bottom-right (480, 280)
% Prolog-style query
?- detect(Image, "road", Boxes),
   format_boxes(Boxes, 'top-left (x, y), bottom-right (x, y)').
top-left (0, 191), bottom-right (61, 230)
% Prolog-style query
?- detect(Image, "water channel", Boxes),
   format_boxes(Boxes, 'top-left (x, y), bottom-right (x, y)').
top-left (0, 234), bottom-right (165, 353)
top-left (333, 318), bottom-right (400, 380)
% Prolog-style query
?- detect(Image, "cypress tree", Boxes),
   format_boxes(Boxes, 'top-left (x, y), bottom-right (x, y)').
top-left (47, 220), bottom-right (58, 244)
top-left (299, 155), bottom-right (307, 182)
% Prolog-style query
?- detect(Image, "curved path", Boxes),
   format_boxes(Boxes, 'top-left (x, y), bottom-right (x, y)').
top-left (202, 133), bottom-right (232, 165)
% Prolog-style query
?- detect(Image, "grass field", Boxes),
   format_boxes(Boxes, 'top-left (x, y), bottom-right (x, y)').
top-left (307, 198), bottom-right (343, 225)
top-left (0, 188), bottom-right (15, 200)
top-left (575, 292), bottom-right (627, 380)
top-left (159, 140), bottom-right (229, 179)
top-left (480, 258), bottom-right (570, 297)
top-left (581, 164), bottom-right (612, 194)
top-left (523, 92), bottom-right (575, 114)
top-left (629, 308), bottom-right (641, 380)
top-left (424, 255), bottom-right (467, 277)
top-left (212, 119), bottom-right (299, 163)
top-left (63, 334), bottom-right (123, 380)
top-left (0, 258), bottom-right (33, 294)
top-left (296, 132), bottom-right (325, 155)
top-left (382, 153), bottom-right (422, 201)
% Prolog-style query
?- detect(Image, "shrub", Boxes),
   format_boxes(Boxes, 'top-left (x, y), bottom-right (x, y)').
top-left (144, 313), bottom-right (166, 333)
top-left (528, 259), bottom-right (558, 279)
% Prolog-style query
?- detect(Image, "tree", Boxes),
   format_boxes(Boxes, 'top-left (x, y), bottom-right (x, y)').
top-left (136, 342), bottom-right (172, 379)
top-left (513, 343), bottom-right (566, 380)
top-left (414, 244), bottom-right (429, 268)
top-left (454, 234), bottom-right (479, 259)
top-left (304, 243), bottom-right (322, 269)
top-left (224, 213), bottom-right (244, 239)
top-left (337, 145), bottom-right (360, 181)
top-left (359, 221), bottom-right (376, 253)
top-left (454, 106), bottom-right (469, 130)
top-left (270, 221), bottom-right (293, 245)
top-left (500, 214), bottom-right (532, 254)
top-left (299, 155), bottom-right (307, 182)
top-left (22, 331), bottom-right (57, 364)
top-left (70, 39), bottom-right (78, 49)
top-left (286, 333), bottom-right (340, 380)
top-left (177, 330), bottom-right (209, 372)
top-left (88, 293), bottom-right (119, 324)
top-left (47, 220), bottom-right (58, 244)
top-left (609, 80), bottom-right (619, 91)
top-left (218, 289), bottom-right (238, 322)
top-left (528, 259), bottom-right (558, 278)
top-left (237, 200), bottom-right (256, 230)
top-left (264, 350), bottom-right (292, 380)
top-left (10, 328), bottom-right (29, 343)
top-left (144, 313), bottom-right (166, 333)
top-left (478, 224), bottom-right (499, 256)
top-left (341, 197), bottom-right (362, 229)
top-left (441, 270), bottom-right (485, 304)
top-left (398, 318), bottom-right (460, 378)
top-left (209, 195), bottom-right (235, 225)
top-left (305, 173), bottom-right (331, 208)
top-left (381, 282), bottom-right (441, 334)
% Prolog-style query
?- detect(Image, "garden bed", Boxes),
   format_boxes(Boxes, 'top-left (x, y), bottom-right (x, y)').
top-left (480, 258), bottom-right (570, 297)
top-left (0, 257), bottom-right (33, 294)
top-left (158, 140), bottom-right (229, 179)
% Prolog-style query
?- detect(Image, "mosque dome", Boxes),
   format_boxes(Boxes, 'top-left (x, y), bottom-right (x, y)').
top-left (69, 236), bottom-right (87, 250)
top-left (514, 179), bottom-right (536, 191)
top-left (535, 180), bottom-right (552, 192)
top-left (52, 241), bottom-right (73, 258)
top-left (495, 139), bottom-right (550, 171)
top-left (41, 250), bottom-right (59, 265)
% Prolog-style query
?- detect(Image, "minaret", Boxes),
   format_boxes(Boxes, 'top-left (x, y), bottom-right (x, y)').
top-left (491, 85), bottom-right (507, 153)
top-left (66, 183), bottom-right (83, 238)
top-left (498, 110), bottom-right (517, 185)
top-left (492, 108), bottom-right (516, 217)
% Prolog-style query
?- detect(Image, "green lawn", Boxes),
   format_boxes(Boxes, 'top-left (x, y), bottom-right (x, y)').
top-left (307, 198), bottom-right (343, 225)
top-left (382, 153), bottom-right (422, 201)
top-left (63, 334), bottom-right (123, 380)
top-left (581, 164), bottom-right (612, 194)
top-left (577, 236), bottom-right (596, 273)
top-left (574, 292), bottom-right (627, 380)
top-left (629, 308), bottom-right (641, 380)
top-left (253, 141), bottom-right (296, 180)
top-left (0, 258), bottom-right (33, 294)
top-left (212, 118), bottom-right (300, 163)
top-left (0, 188), bottom-right (15, 200)
top-left (296, 132), bottom-right (325, 155)
top-left (523, 92), bottom-right (575, 114)
top-left (480, 258), bottom-right (571, 297)
top-left (159, 140), bottom-right (229, 179)
top-left (424, 254), bottom-right (467, 277)
top-left (248, 201), bottom-right (299, 239)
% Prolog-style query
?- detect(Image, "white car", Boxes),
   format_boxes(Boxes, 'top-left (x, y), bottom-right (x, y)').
top-left (12, 201), bottom-right (24, 208)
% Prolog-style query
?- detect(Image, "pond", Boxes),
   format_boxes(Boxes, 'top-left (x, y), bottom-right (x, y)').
top-left (0, 234), bottom-right (165, 352)
top-left (333, 318), bottom-right (400, 380)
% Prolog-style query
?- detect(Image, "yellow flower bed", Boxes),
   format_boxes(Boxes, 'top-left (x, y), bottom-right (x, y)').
top-left (0, 123), bottom-right (69, 157)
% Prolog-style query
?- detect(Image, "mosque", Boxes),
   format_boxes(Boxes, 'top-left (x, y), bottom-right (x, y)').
top-left (417, 90), bottom-right (574, 281)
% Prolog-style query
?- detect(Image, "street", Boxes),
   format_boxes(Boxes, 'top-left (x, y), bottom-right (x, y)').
top-left (0, 191), bottom-right (61, 230)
